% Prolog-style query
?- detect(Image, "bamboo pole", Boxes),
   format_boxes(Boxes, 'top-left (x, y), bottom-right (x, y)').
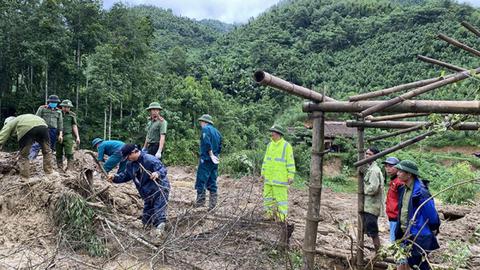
top-left (346, 120), bottom-right (480, 130)
top-left (366, 113), bottom-right (429, 122)
top-left (358, 68), bottom-right (479, 117)
top-left (356, 121), bottom-right (365, 268)
top-left (354, 130), bottom-right (435, 167)
top-left (303, 111), bottom-right (325, 270)
top-left (462, 21), bottom-right (480, 38)
top-left (348, 76), bottom-right (449, 102)
top-left (438, 33), bottom-right (480, 57)
top-left (417, 55), bottom-right (466, 72)
top-left (253, 70), bottom-right (336, 102)
top-left (367, 124), bottom-right (429, 142)
top-left (304, 100), bottom-right (480, 114)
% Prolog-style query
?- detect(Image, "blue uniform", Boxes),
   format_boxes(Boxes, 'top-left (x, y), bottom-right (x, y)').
top-left (97, 140), bottom-right (126, 173)
top-left (113, 152), bottom-right (170, 226)
top-left (195, 124), bottom-right (222, 193)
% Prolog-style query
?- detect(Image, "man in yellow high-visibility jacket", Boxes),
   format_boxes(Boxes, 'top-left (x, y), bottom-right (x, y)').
top-left (261, 124), bottom-right (296, 222)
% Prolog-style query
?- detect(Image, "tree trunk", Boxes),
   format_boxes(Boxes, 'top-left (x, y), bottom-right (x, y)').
top-left (104, 109), bottom-right (107, 140)
top-left (356, 121), bottom-right (365, 268)
top-left (120, 101), bottom-right (123, 122)
top-left (108, 101), bottom-right (112, 140)
top-left (76, 39), bottom-right (81, 110)
top-left (45, 62), bottom-right (48, 104)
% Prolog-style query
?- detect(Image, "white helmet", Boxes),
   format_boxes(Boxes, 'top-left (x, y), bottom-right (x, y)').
top-left (4, 116), bottom-right (15, 125)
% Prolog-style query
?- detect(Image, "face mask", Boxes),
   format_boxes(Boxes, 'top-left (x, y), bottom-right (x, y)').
top-left (48, 103), bottom-right (57, 108)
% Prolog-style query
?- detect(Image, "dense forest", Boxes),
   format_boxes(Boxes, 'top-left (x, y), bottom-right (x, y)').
top-left (2, 0), bottom-right (480, 179)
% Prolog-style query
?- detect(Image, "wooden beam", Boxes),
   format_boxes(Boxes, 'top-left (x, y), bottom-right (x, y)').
top-left (358, 68), bottom-right (479, 117)
top-left (304, 100), bottom-right (480, 114)
top-left (438, 33), bottom-right (480, 57)
top-left (417, 55), bottom-right (466, 72)
top-left (253, 70), bottom-right (336, 102)
top-left (366, 113), bottom-right (429, 122)
top-left (367, 124), bottom-right (429, 142)
top-left (346, 120), bottom-right (480, 130)
top-left (462, 21), bottom-right (480, 38)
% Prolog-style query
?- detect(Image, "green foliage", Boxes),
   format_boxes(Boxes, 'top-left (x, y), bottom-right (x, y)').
top-left (220, 149), bottom-right (264, 178)
top-left (434, 162), bottom-right (479, 204)
top-left (441, 240), bottom-right (471, 268)
top-left (54, 192), bottom-right (107, 257)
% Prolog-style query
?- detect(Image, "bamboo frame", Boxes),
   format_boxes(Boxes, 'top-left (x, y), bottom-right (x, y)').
top-left (438, 33), bottom-right (480, 57)
top-left (356, 121), bottom-right (365, 268)
top-left (462, 21), bottom-right (480, 37)
top-left (366, 113), bottom-right (429, 122)
top-left (417, 55), bottom-right (466, 72)
top-left (346, 120), bottom-right (480, 130)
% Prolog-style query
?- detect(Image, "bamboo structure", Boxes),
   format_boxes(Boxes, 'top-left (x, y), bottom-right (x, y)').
top-left (367, 124), bottom-right (428, 142)
top-left (366, 113), bottom-right (429, 122)
top-left (462, 21), bottom-right (480, 37)
top-left (346, 120), bottom-right (480, 130)
top-left (356, 121), bottom-right (365, 269)
top-left (417, 55), bottom-right (466, 72)
top-left (438, 33), bottom-right (480, 57)
top-left (303, 111), bottom-right (325, 269)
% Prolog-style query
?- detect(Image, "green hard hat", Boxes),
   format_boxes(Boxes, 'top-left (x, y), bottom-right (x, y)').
top-left (198, 114), bottom-right (214, 125)
top-left (146, 102), bottom-right (163, 111)
top-left (60, 99), bottom-right (74, 107)
top-left (394, 160), bottom-right (420, 176)
top-left (269, 124), bottom-right (286, 136)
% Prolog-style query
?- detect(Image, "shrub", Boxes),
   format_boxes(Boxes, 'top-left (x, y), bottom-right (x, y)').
top-left (435, 162), bottom-right (479, 204)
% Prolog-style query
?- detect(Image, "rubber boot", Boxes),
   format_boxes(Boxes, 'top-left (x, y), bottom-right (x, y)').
top-left (43, 152), bottom-right (53, 174)
top-left (208, 192), bottom-right (218, 210)
top-left (195, 191), bottom-right (206, 207)
top-left (67, 159), bottom-right (74, 171)
top-left (57, 160), bottom-right (64, 173)
top-left (18, 156), bottom-right (30, 178)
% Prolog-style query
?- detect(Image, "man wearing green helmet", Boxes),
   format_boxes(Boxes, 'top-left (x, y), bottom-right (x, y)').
top-left (56, 99), bottom-right (80, 172)
top-left (143, 102), bottom-right (167, 159)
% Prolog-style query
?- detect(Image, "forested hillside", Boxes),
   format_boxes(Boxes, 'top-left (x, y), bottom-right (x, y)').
top-left (2, 0), bottom-right (480, 172)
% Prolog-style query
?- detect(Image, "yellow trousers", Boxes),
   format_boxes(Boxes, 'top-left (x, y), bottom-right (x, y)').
top-left (263, 184), bottom-right (288, 221)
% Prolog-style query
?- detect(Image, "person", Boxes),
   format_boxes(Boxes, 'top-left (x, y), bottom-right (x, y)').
top-left (394, 160), bottom-right (440, 270)
top-left (30, 94), bottom-right (63, 159)
top-left (107, 144), bottom-right (170, 236)
top-left (383, 156), bottom-right (401, 243)
top-left (0, 114), bottom-right (53, 177)
top-left (362, 147), bottom-right (384, 252)
top-left (195, 114), bottom-right (222, 210)
top-left (142, 102), bottom-right (167, 159)
top-left (56, 99), bottom-right (80, 172)
top-left (261, 124), bottom-right (296, 221)
top-left (92, 138), bottom-right (126, 173)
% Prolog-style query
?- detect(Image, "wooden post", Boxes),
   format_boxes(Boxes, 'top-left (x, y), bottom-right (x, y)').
top-left (366, 113), bottom-right (429, 122)
top-left (356, 120), bottom-right (365, 269)
top-left (461, 21), bottom-right (480, 37)
top-left (417, 55), bottom-right (466, 72)
top-left (358, 68), bottom-right (479, 117)
top-left (438, 33), bottom-right (480, 57)
top-left (303, 111), bottom-right (325, 270)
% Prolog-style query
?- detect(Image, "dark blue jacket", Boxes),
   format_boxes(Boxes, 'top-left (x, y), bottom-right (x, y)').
top-left (199, 124), bottom-right (222, 161)
top-left (396, 178), bottom-right (440, 255)
top-left (98, 140), bottom-right (125, 161)
top-left (113, 152), bottom-right (170, 200)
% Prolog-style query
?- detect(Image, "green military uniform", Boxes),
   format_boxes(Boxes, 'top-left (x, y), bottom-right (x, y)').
top-left (146, 119), bottom-right (167, 143)
top-left (56, 100), bottom-right (78, 171)
top-left (36, 106), bottom-right (63, 130)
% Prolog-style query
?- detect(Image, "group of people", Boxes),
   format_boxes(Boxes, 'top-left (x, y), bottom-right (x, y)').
top-left (362, 149), bottom-right (440, 270)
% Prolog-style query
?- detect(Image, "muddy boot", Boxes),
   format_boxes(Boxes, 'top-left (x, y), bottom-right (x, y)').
top-left (208, 192), bottom-right (218, 210)
top-left (43, 152), bottom-right (53, 175)
top-left (57, 160), bottom-right (64, 173)
top-left (18, 157), bottom-right (30, 178)
top-left (286, 223), bottom-right (295, 245)
top-left (67, 159), bottom-right (75, 171)
top-left (195, 191), bottom-right (206, 207)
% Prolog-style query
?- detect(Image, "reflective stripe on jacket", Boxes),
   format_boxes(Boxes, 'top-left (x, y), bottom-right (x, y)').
top-left (261, 138), bottom-right (296, 186)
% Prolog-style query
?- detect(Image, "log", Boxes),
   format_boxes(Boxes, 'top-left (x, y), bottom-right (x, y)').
top-left (304, 100), bottom-right (480, 114)
top-left (438, 33), bottom-right (480, 57)
top-left (462, 21), bottom-right (480, 38)
top-left (346, 120), bottom-right (480, 130)
top-left (253, 70), bottom-right (336, 102)
top-left (367, 124), bottom-right (429, 142)
top-left (417, 55), bottom-right (466, 72)
top-left (366, 113), bottom-right (429, 122)
top-left (356, 122), bottom-right (365, 268)
top-left (358, 68), bottom-right (480, 117)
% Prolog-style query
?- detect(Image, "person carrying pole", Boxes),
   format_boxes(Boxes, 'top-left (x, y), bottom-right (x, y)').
top-left (383, 156), bottom-right (402, 243)
top-left (56, 99), bottom-right (80, 172)
top-left (143, 102), bottom-right (167, 159)
top-left (362, 147), bottom-right (384, 252)
top-left (30, 94), bottom-right (63, 159)
top-left (0, 114), bottom-right (53, 177)
top-left (92, 138), bottom-right (127, 173)
top-left (107, 144), bottom-right (170, 237)
top-left (195, 114), bottom-right (222, 210)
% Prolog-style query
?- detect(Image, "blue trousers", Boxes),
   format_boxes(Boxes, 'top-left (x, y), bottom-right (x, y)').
top-left (103, 151), bottom-right (126, 173)
top-left (142, 188), bottom-right (169, 227)
top-left (389, 221), bottom-right (398, 243)
top-left (195, 159), bottom-right (218, 194)
top-left (29, 127), bottom-right (57, 160)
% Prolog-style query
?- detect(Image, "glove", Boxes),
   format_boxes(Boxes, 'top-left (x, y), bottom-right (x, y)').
top-left (150, 172), bottom-right (159, 180)
top-left (210, 154), bottom-right (219, 164)
top-left (155, 150), bottom-right (162, 159)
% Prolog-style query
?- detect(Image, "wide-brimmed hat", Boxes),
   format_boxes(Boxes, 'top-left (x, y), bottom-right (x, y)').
top-left (269, 124), bottom-right (286, 136)
top-left (146, 102), bottom-right (163, 111)
top-left (47, 95), bottom-right (60, 103)
top-left (4, 116), bottom-right (15, 126)
top-left (394, 160), bottom-right (420, 176)
top-left (121, 144), bottom-right (138, 159)
top-left (60, 99), bottom-right (74, 108)
top-left (91, 138), bottom-right (103, 148)
top-left (382, 157), bottom-right (400, 166)
top-left (198, 114), bottom-right (214, 125)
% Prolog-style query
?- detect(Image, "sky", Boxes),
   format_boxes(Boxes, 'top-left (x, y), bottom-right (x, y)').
top-left (102, 0), bottom-right (480, 24)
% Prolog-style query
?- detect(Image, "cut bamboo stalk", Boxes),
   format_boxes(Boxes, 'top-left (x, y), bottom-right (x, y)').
top-left (304, 100), bottom-right (480, 114)
top-left (417, 55), bottom-right (466, 72)
top-left (303, 111), bottom-right (325, 270)
top-left (356, 120), bottom-right (365, 268)
top-left (438, 33), bottom-right (480, 57)
top-left (346, 120), bottom-right (480, 130)
top-left (462, 21), bottom-right (480, 38)
top-left (366, 113), bottom-right (429, 122)
top-left (253, 70), bottom-right (336, 102)
top-left (367, 124), bottom-right (430, 142)
top-left (358, 68), bottom-right (479, 117)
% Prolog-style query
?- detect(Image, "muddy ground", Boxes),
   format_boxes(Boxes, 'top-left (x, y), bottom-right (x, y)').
top-left (0, 150), bottom-right (479, 269)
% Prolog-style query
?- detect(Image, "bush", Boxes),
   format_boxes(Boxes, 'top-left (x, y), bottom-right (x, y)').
top-left (220, 149), bottom-right (264, 178)
top-left (435, 162), bottom-right (479, 204)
